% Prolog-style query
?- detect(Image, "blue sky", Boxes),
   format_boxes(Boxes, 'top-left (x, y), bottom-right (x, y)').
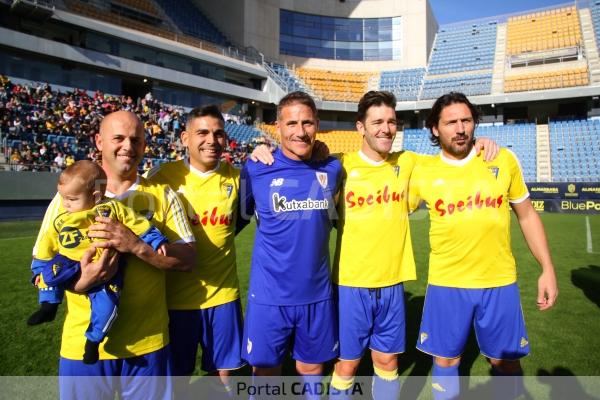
top-left (429, 0), bottom-right (575, 25)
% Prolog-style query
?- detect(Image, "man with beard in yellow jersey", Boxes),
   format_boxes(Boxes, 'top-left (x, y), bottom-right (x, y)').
top-left (33, 111), bottom-right (195, 400)
top-left (145, 105), bottom-right (247, 396)
top-left (409, 92), bottom-right (558, 400)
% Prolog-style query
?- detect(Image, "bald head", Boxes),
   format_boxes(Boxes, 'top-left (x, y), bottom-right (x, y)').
top-left (99, 110), bottom-right (143, 138)
top-left (95, 110), bottom-right (145, 180)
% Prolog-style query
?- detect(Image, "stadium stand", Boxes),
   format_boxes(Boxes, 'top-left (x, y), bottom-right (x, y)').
top-left (258, 123), bottom-right (280, 143)
top-left (549, 120), bottom-right (600, 182)
top-left (152, 0), bottom-right (230, 47)
top-left (591, 1), bottom-right (600, 52)
top-left (428, 21), bottom-right (498, 75)
top-left (225, 122), bottom-right (263, 144)
top-left (379, 69), bottom-right (426, 101)
top-left (504, 67), bottom-right (589, 92)
top-left (294, 68), bottom-right (375, 103)
top-left (506, 6), bottom-right (582, 55)
top-left (316, 131), bottom-right (362, 154)
top-left (61, 0), bottom-right (253, 61)
top-left (421, 73), bottom-right (493, 99)
top-left (266, 63), bottom-right (312, 94)
top-left (402, 128), bottom-right (438, 155)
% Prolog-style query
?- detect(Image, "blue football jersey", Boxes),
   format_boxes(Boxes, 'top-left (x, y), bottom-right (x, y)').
top-left (240, 148), bottom-right (342, 306)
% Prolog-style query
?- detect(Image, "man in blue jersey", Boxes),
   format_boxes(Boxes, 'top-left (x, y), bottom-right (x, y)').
top-left (239, 92), bottom-right (342, 384)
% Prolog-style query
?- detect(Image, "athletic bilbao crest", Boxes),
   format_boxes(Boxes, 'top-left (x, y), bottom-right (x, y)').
top-left (316, 172), bottom-right (328, 189)
top-left (488, 166), bottom-right (499, 179)
top-left (224, 183), bottom-right (234, 198)
top-left (393, 165), bottom-right (400, 177)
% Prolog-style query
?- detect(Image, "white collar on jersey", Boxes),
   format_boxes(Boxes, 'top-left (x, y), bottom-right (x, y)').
top-left (186, 158), bottom-right (220, 177)
top-left (105, 176), bottom-right (140, 200)
top-left (439, 146), bottom-right (477, 167)
top-left (358, 149), bottom-right (387, 166)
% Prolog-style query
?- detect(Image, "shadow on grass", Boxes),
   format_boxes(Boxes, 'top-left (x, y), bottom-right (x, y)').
top-left (537, 367), bottom-right (598, 400)
top-left (571, 265), bottom-right (600, 308)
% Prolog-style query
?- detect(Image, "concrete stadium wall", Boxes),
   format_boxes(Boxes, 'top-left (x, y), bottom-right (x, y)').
top-left (0, 172), bottom-right (57, 220)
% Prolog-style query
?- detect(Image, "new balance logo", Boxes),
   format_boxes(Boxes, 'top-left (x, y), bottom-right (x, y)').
top-left (270, 178), bottom-right (284, 187)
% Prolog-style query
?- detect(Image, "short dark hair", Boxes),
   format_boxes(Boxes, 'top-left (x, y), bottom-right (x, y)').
top-left (186, 105), bottom-right (224, 130)
top-left (357, 91), bottom-right (397, 123)
top-left (425, 92), bottom-right (480, 147)
top-left (277, 91), bottom-right (317, 121)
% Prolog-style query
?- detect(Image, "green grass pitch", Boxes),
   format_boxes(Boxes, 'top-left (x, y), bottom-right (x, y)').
top-left (1, 212), bottom-right (599, 378)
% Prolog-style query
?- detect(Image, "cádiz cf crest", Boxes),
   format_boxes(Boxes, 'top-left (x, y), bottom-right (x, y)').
top-left (488, 166), bottom-right (499, 179)
top-left (52, 262), bottom-right (62, 277)
top-left (95, 204), bottom-right (113, 218)
top-left (316, 172), bottom-right (328, 189)
top-left (224, 183), bottom-right (234, 198)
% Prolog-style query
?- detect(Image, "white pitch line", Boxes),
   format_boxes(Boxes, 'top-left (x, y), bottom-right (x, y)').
top-left (0, 235), bottom-right (35, 242)
top-left (586, 216), bottom-right (594, 254)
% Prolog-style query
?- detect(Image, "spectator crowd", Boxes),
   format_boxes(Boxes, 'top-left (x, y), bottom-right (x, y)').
top-left (0, 75), bottom-right (262, 172)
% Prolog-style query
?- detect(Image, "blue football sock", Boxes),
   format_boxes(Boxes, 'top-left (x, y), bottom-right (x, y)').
top-left (432, 362), bottom-right (460, 400)
top-left (491, 366), bottom-right (524, 400)
top-left (300, 374), bottom-right (323, 400)
top-left (372, 366), bottom-right (401, 400)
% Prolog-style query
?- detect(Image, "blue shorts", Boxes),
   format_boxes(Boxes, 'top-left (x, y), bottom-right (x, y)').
top-left (59, 345), bottom-right (171, 400)
top-left (416, 283), bottom-right (530, 360)
top-left (243, 299), bottom-right (338, 367)
top-left (169, 299), bottom-right (245, 375)
top-left (336, 284), bottom-right (406, 360)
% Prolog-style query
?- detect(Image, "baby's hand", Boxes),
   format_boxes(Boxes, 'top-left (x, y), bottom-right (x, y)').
top-left (157, 243), bottom-right (168, 256)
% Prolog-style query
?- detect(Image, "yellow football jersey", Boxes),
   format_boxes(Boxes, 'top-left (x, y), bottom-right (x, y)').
top-left (333, 150), bottom-right (418, 287)
top-left (35, 199), bottom-right (153, 262)
top-left (146, 160), bottom-right (240, 309)
top-left (35, 177), bottom-right (194, 360)
top-left (409, 148), bottom-right (529, 288)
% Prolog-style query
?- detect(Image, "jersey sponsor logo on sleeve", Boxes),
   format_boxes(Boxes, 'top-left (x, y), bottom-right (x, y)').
top-left (272, 193), bottom-right (329, 213)
top-left (434, 191), bottom-right (503, 217)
